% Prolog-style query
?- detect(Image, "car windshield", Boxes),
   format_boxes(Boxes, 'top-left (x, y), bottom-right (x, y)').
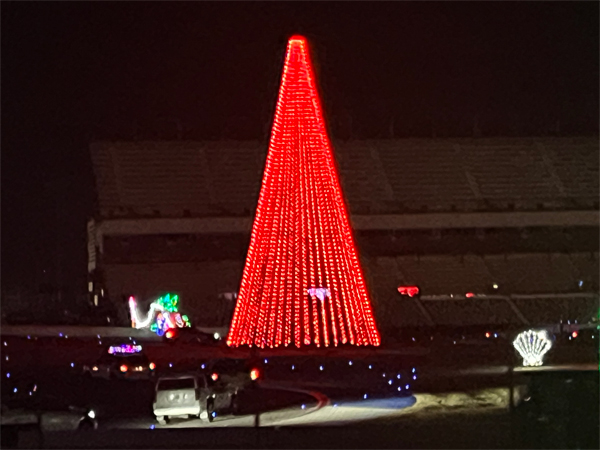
top-left (157, 378), bottom-right (196, 391)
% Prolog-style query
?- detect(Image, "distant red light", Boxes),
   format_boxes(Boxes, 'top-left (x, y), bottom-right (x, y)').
top-left (398, 286), bottom-right (420, 297)
top-left (485, 332), bottom-right (491, 338)
top-left (165, 329), bottom-right (176, 339)
top-left (250, 368), bottom-right (260, 381)
top-left (466, 292), bottom-right (475, 298)
top-left (211, 373), bottom-right (219, 381)
top-left (149, 362), bottom-right (156, 370)
top-left (120, 364), bottom-right (128, 372)
top-left (572, 331), bottom-right (578, 338)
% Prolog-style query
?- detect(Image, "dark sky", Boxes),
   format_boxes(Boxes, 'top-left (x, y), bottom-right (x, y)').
top-left (2, 2), bottom-right (598, 298)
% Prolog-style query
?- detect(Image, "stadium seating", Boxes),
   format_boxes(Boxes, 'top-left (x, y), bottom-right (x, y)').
top-left (90, 137), bottom-right (599, 330)
top-left (202, 141), bottom-right (264, 215)
top-left (363, 257), bottom-right (429, 326)
top-left (91, 142), bottom-right (215, 217)
top-left (91, 137), bottom-right (598, 217)
top-left (364, 253), bottom-right (598, 327)
top-left (375, 140), bottom-right (478, 212)
top-left (511, 295), bottom-right (598, 325)
top-left (420, 298), bottom-right (518, 326)
top-left (484, 254), bottom-right (559, 294)
top-left (460, 142), bottom-right (561, 207)
top-left (335, 141), bottom-right (395, 214)
top-left (569, 253), bottom-right (600, 288)
top-left (394, 254), bottom-right (494, 295)
top-left (543, 138), bottom-right (599, 206)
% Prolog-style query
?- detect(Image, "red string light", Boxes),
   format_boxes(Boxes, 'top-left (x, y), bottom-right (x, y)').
top-left (398, 286), bottom-right (420, 298)
top-left (227, 36), bottom-right (381, 348)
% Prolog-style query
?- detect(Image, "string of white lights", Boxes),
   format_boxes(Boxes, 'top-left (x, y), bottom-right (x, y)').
top-left (128, 297), bottom-right (165, 329)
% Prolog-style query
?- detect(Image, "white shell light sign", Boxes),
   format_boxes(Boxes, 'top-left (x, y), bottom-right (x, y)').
top-left (513, 329), bottom-right (553, 367)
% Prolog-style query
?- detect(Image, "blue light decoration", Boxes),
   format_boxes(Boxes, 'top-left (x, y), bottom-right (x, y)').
top-left (153, 312), bottom-right (168, 336)
top-left (129, 294), bottom-right (191, 336)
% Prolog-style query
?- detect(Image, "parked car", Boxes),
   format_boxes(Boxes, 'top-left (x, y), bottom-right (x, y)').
top-left (163, 327), bottom-right (223, 346)
top-left (1, 391), bottom-right (98, 432)
top-left (206, 359), bottom-right (261, 417)
top-left (82, 346), bottom-right (156, 380)
top-left (153, 374), bottom-right (207, 424)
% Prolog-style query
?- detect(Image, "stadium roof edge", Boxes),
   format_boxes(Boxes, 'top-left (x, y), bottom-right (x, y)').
top-left (90, 135), bottom-right (598, 146)
top-left (90, 136), bottom-right (599, 219)
top-left (89, 210), bottom-right (599, 253)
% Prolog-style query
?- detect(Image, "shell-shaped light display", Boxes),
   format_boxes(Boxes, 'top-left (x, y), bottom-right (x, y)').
top-left (513, 329), bottom-right (553, 367)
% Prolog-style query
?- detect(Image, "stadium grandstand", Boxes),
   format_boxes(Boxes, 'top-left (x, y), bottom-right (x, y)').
top-left (88, 137), bottom-right (599, 336)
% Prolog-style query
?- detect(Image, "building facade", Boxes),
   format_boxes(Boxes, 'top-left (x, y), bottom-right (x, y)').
top-left (88, 137), bottom-right (599, 332)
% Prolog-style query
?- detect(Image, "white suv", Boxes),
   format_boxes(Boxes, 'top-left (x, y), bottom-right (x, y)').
top-left (153, 375), bottom-right (207, 424)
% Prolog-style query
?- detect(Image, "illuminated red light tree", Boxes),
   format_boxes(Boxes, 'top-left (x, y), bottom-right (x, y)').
top-left (227, 36), bottom-right (380, 348)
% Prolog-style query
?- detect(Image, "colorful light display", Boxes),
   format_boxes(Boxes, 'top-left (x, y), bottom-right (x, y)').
top-left (129, 294), bottom-right (191, 336)
top-left (227, 36), bottom-right (380, 348)
top-left (108, 344), bottom-right (142, 354)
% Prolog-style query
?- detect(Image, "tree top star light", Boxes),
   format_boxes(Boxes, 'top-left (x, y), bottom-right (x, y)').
top-left (227, 36), bottom-right (381, 348)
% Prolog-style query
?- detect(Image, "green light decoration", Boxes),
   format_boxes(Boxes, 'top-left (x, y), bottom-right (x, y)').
top-left (156, 293), bottom-right (179, 313)
top-left (129, 294), bottom-right (190, 336)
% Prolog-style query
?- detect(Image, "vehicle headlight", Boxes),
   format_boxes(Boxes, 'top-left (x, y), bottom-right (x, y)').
top-left (169, 394), bottom-right (175, 401)
top-left (87, 410), bottom-right (96, 419)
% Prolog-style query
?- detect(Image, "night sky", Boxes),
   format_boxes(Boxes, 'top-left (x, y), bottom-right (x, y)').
top-left (2, 2), bottom-right (598, 299)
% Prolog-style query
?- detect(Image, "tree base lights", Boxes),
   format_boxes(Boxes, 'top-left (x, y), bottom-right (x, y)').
top-left (227, 36), bottom-right (381, 348)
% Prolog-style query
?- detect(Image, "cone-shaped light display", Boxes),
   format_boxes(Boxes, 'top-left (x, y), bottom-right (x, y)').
top-left (227, 36), bottom-right (380, 348)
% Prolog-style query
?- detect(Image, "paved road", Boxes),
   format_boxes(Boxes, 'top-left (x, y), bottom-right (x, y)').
top-left (105, 386), bottom-right (513, 430)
